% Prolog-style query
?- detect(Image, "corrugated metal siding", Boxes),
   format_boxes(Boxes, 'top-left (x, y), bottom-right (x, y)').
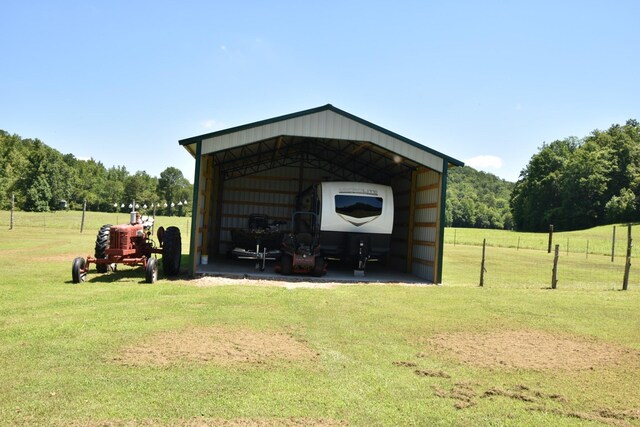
top-left (389, 178), bottom-right (412, 271)
top-left (410, 169), bottom-right (440, 282)
top-left (201, 110), bottom-right (443, 172)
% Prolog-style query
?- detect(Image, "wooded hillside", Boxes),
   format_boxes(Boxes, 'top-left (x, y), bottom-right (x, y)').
top-left (445, 166), bottom-right (514, 229)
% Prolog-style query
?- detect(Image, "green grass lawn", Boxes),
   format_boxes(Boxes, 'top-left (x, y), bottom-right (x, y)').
top-left (1, 211), bottom-right (639, 426)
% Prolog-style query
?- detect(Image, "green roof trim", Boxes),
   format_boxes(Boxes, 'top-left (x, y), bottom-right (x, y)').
top-left (178, 104), bottom-right (464, 167)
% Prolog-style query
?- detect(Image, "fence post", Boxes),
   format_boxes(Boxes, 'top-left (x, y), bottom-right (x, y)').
top-left (548, 224), bottom-right (554, 253)
top-left (10, 193), bottom-right (14, 230)
top-left (611, 225), bottom-right (616, 262)
top-left (586, 240), bottom-right (589, 259)
top-left (80, 199), bottom-right (86, 233)
top-left (479, 238), bottom-right (487, 287)
top-left (552, 244), bottom-right (560, 289)
top-left (623, 224), bottom-right (632, 291)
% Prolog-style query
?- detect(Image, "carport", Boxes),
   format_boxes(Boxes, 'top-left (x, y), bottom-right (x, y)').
top-left (179, 104), bottom-right (463, 283)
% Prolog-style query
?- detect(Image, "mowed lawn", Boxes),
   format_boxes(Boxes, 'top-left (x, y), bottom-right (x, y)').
top-left (0, 211), bottom-right (639, 426)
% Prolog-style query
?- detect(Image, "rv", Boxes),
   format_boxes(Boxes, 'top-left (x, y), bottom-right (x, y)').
top-left (297, 182), bottom-right (394, 271)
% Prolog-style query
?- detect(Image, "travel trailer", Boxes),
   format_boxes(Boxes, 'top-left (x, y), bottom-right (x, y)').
top-left (298, 182), bottom-right (394, 272)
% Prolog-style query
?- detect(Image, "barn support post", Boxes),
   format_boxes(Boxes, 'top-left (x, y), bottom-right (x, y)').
top-left (405, 170), bottom-right (417, 274)
top-left (200, 156), bottom-right (214, 262)
top-left (188, 142), bottom-right (202, 276)
top-left (435, 160), bottom-right (449, 284)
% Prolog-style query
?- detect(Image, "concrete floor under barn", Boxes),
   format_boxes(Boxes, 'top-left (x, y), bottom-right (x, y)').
top-left (194, 255), bottom-right (431, 285)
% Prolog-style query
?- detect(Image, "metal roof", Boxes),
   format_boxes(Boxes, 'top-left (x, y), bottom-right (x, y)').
top-left (179, 104), bottom-right (463, 176)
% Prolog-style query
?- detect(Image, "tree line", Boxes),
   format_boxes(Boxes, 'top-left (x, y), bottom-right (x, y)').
top-left (510, 119), bottom-right (640, 231)
top-left (0, 130), bottom-right (193, 216)
top-left (5, 117), bottom-right (638, 231)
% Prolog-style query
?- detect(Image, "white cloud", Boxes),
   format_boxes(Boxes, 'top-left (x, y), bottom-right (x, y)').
top-left (465, 155), bottom-right (503, 170)
top-left (201, 119), bottom-right (225, 130)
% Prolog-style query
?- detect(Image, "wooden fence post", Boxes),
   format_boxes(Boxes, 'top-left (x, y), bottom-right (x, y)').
top-left (552, 244), bottom-right (560, 289)
top-left (80, 199), bottom-right (86, 233)
top-left (548, 224), bottom-right (554, 253)
top-left (611, 225), bottom-right (616, 262)
top-left (10, 193), bottom-right (14, 230)
top-left (479, 238), bottom-right (487, 287)
top-left (623, 224), bottom-right (632, 291)
top-left (586, 240), bottom-right (589, 259)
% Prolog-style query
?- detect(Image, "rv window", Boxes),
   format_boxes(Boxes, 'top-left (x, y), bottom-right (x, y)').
top-left (335, 195), bottom-right (383, 218)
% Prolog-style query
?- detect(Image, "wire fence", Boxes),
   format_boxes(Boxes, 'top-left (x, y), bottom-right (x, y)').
top-left (443, 225), bottom-right (636, 291)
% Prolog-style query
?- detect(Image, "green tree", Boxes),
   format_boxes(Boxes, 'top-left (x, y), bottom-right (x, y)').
top-left (605, 188), bottom-right (637, 223)
top-left (157, 167), bottom-right (191, 216)
top-left (24, 175), bottom-right (52, 212)
top-left (559, 141), bottom-right (612, 229)
top-left (510, 138), bottom-right (577, 231)
top-left (124, 171), bottom-right (158, 211)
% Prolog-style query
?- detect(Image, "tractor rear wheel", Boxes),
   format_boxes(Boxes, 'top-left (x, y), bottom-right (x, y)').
top-left (312, 256), bottom-right (324, 277)
top-left (281, 253), bottom-right (293, 275)
top-left (72, 257), bottom-right (86, 283)
top-left (145, 257), bottom-right (158, 283)
top-left (162, 226), bottom-right (181, 276)
top-left (94, 224), bottom-right (111, 273)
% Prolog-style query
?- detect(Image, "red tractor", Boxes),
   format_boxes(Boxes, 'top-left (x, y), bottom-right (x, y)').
top-left (71, 211), bottom-right (182, 284)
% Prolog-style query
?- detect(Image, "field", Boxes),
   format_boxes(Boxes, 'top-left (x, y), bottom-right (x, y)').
top-left (1, 210), bottom-right (639, 426)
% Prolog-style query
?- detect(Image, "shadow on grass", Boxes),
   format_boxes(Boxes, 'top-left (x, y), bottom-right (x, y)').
top-left (66, 254), bottom-right (191, 285)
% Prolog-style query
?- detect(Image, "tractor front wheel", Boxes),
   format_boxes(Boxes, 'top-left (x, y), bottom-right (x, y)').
top-left (72, 257), bottom-right (86, 284)
top-left (145, 258), bottom-right (158, 284)
top-left (94, 224), bottom-right (111, 273)
top-left (162, 226), bottom-right (181, 276)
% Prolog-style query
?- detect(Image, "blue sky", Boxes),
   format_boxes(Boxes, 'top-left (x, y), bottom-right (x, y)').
top-left (1, 1), bottom-right (638, 183)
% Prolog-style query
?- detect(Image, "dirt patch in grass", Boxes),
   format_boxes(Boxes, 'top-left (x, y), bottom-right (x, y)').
top-left (425, 329), bottom-right (640, 370)
top-left (112, 326), bottom-right (318, 367)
